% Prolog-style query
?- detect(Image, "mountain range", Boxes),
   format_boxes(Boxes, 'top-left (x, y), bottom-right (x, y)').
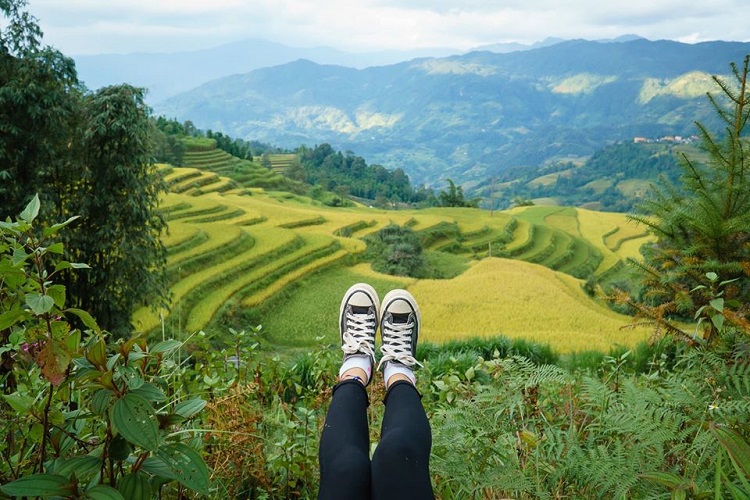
top-left (74, 39), bottom-right (458, 103)
top-left (151, 38), bottom-right (750, 188)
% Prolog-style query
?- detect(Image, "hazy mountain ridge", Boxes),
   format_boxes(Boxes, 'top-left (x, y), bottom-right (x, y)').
top-left (74, 39), bottom-right (458, 103)
top-left (153, 39), bottom-right (750, 187)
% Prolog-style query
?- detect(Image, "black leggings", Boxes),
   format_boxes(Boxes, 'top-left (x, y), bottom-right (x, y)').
top-left (318, 379), bottom-right (434, 500)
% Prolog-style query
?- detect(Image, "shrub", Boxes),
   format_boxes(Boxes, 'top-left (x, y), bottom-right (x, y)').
top-left (364, 224), bottom-right (429, 278)
top-left (0, 196), bottom-right (210, 498)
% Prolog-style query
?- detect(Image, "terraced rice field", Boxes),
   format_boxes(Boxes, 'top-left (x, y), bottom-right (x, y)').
top-left (409, 258), bottom-right (651, 352)
top-left (134, 145), bottom-right (654, 351)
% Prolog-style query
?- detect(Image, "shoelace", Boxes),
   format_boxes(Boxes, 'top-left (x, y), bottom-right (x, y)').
top-left (341, 311), bottom-right (376, 359)
top-left (377, 317), bottom-right (422, 370)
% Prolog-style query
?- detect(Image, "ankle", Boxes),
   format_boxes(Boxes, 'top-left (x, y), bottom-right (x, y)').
top-left (340, 367), bottom-right (368, 386)
top-left (383, 362), bottom-right (415, 389)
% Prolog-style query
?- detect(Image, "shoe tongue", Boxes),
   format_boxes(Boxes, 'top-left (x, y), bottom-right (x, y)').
top-left (390, 312), bottom-right (410, 324)
top-left (351, 305), bottom-right (371, 315)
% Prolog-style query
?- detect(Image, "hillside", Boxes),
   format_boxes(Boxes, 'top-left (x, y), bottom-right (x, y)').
top-left (490, 140), bottom-right (691, 211)
top-left (135, 146), bottom-right (653, 352)
top-left (153, 39), bottom-right (750, 188)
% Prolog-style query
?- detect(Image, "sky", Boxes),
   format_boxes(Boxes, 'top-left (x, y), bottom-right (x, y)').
top-left (23, 0), bottom-right (750, 56)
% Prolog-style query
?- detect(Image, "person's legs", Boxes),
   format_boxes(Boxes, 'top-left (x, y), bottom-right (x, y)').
top-left (372, 289), bottom-right (434, 500)
top-left (318, 283), bottom-right (380, 500)
top-left (371, 380), bottom-right (434, 500)
top-left (318, 379), bottom-right (371, 500)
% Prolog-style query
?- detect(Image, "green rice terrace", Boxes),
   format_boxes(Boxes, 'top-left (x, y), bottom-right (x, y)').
top-left (134, 144), bottom-right (654, 353)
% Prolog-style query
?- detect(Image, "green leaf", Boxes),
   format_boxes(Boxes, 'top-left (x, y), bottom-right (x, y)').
top-left (1, 392), bottom-right (34, 414)
top-left (26, 293), bottom-right (55, 315)
top-left (11, 246), bottom-right (29, 267)
top-left (47, 242), bottom-right (64, 254)
top-left (160, 413), bottom-right (186, 427)
top-left (45, 215), bottom-right (80, 237)
top-left (51, 456), bottom-right (102, 478)
top-left (70, 262), bottom-right (91, 269)
top-left (66, 308), bottom-right (101, 334)
top-left (117, 472), bottom-right (152, 500)
top-left (156, 443), bottom-right (211, 494)
top-left (150, 340), bottom-right (182, 355)
top-left (91, 389), bottom-right (114, 415)
top-left (109, 434), bottom-right (134, 461)
top-left (640, 471), bottom-right (683, 489)
top-left (0, 308), bottom-right (29, 330)
top-left (83, 484), bottom-right (125, 500)
top-left (55, 261), bottom-right (72, 272)
top-left (174, 398), bottom-right (207, 419)
top-left (47, 284), bottom-right (66, 308)
top-left (0, 473), bottom-right (73, 497)
top-left (709, 298), bottom-right (725, 312)
top-left (140, 455), bottom-right (173, 478)
top-left (710, 314), bottom-right (725, 331)
top-left (712, 425), bottom-right (750, 479)
top-left (111, 393), bottom-right (160, 451)
top-left (131, 383), bottom-right (167, 402)
top-left (19, 194), bottom-right (41, 223)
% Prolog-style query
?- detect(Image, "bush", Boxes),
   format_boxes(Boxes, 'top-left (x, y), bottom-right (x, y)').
top-left (0, 196), bottom-right (210, 498)
top-left (364, 224), bottom-right (429, 278)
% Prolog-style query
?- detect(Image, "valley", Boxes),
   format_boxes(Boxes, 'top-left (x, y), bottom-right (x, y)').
top-left (135, 145), bottom-right (653, 352)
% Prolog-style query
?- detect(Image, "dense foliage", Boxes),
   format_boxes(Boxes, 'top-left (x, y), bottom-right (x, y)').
top-left (0, 1), bottom-right (168, 336)
top-left (296, 143), bottom-right (430, 205)
top-left (0, 198), bottom-right (209, 499)
top-left (486, 141), bottom-right (684, 211)
top-left (628, 56), bottom-right (750, 342)
top-left (364, 224), bottom-right (429, 278)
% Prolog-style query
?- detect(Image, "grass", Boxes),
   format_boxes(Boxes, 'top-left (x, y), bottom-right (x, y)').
top-left (184, 234), bottom-right (338, 332)
top-left (162, 222), bottom-right (200, 249)
top-left (259, 265), bottom-right (410, 346)
top-left (423, 250), bottom-right (471, 279)
top-left (167, 223), bottom-right (246, 268)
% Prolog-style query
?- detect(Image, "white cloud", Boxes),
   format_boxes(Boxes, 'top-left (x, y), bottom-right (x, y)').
top-left (23, 0), bottom-right (750, 55)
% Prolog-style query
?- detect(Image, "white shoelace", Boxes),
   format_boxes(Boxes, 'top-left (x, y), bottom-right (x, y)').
top-left (377, 317), bottom-right (422, 370)
top-left (341, 311), bottom-right (376, 360)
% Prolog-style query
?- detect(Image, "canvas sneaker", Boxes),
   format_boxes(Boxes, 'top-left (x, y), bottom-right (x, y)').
top-left (339, 283), bottom-right (380, 383)
top-left (377, 289), bottom-right (422, 372)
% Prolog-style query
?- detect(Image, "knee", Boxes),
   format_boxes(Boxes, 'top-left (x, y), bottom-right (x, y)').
top-left (321, 446), bottom-right (371, 489)
top-left (373, 429), bottom-right (429, 465)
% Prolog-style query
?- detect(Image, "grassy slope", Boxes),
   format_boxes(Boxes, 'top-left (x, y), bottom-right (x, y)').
top-left (135, 151), bottom-right (654, 352)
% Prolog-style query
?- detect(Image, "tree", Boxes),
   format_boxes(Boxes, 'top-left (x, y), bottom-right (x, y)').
top-left (1, 2), bottom-right (168, 336)
top-left (438, 179), bottom-right (480, 208)
top-left (365, 224), bottom-right (427, 278)
top-left (63, 85), bottom-right (169, 336)
top-left (628, 55), bottom-right (750, 343)
top-left (0, 0), bottom-right (79, 219)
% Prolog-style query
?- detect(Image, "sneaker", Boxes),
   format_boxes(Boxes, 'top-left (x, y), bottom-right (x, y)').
top-left (377, 289), bottom-right (422, 372)
top-left (339, 283), bottom-right (379, 383)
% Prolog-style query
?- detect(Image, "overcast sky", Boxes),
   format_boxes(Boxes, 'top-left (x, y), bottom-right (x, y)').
top-left (24, 0), bottom-right (750, 55)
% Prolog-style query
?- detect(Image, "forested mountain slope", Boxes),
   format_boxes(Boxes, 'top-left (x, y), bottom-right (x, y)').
top-left (155, 39), bottom-right (750, 187)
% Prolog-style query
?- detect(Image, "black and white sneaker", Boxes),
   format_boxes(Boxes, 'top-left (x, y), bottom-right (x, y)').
top-left (377, 289), bottom-right (422, 373)
top-left (339, 283), bottom-right (379, 384)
